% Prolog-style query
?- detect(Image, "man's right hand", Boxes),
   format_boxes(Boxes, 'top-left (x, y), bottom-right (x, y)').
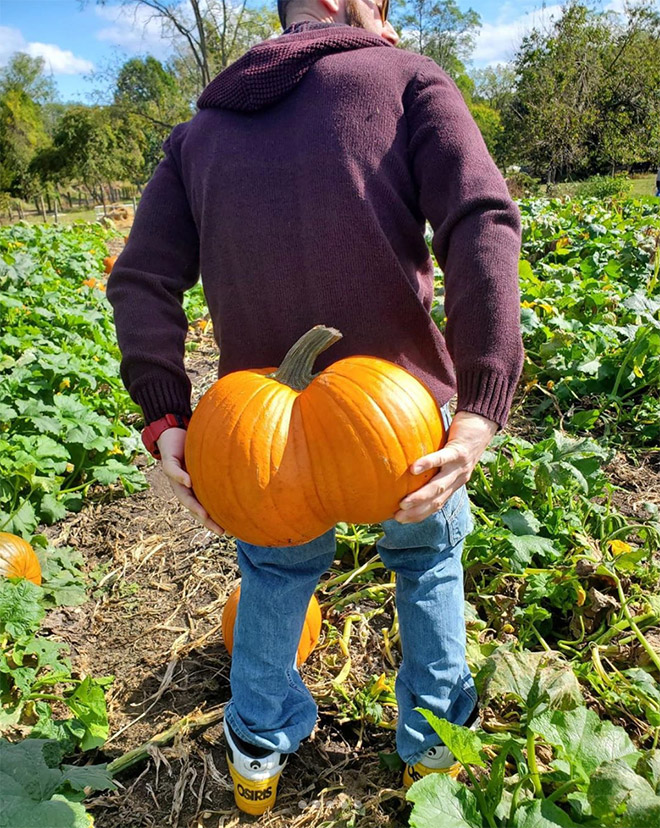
top-left (157, 427), bottom-right (225, 536)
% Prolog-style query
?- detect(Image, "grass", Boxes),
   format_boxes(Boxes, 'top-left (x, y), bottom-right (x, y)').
top-left (629, 173), bottom-right (658, 197)
top-left (0, 208), bottom-right (98, 227)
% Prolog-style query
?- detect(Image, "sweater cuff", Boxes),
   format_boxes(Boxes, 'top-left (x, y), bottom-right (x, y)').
top-left (455, 369), bottom-right (519, 430)
top-left (133, 377), bottom-right (193, 424)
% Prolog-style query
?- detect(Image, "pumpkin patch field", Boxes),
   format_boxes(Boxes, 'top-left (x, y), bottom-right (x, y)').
top-left (1, 197), bottom-right (660, 828)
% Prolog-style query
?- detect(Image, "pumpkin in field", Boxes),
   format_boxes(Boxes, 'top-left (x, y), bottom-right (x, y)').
top-left (222, 585), bottom-right (321, 666)
top-left (185, 325), bottom-right (445, 547)
top-left (103, 256), bottom-right (117, 274)
top-left (0, 533), bottom-right (42, 585)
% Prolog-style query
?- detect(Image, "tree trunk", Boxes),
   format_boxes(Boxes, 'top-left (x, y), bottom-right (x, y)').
top-left (53, 196), bottom-right (59, 225)
top-left (17, 202), bottom-right (24, 220)
top-left (66, 191), bottom-right (73, 209)
top-left (100, 186), bottom-right (107, 216)
top-left (46, 192), bottom-right (52, 213)
top-left (39, 194), bottom-right (47, 222)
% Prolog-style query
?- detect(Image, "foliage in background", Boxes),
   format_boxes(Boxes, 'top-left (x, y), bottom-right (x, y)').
top-left (518, 197), bottom-right (660, 447)
top-left (502, 0), bottom-right (660, 181)
top-left (0, 222), bottom-right (147, 536)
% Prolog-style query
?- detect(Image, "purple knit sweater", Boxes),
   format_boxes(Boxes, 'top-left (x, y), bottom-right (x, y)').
top-left (107, 22), bottom-right (523, 429)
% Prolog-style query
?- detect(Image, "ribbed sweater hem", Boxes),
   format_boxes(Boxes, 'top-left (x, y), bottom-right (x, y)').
top-left (456, 369), bottom-right (519, 429)
top-left (133, 377), bottom-right (192, 424)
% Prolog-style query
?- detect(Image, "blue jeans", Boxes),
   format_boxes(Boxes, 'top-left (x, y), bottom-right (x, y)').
top-left (223, 406), bottom-right (477, 765)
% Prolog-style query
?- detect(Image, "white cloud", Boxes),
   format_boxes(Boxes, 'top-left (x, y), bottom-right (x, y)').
top-left (472, 4), bottom-right (563, 66)
top-left (94, 4), bottom-right (174, 59)
top-left (471, 0), bottom-right (660, 66)
top-left (0, 26), bottom-right (93, 75)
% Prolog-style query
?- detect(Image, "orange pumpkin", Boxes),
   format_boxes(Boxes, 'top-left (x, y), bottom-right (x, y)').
top-left (185, 325), bottom-right (444, 546)
top-left (0, 533), bottom-right (42, 585)
top-left (103, 256), bottom-right (117, 274)
top-left (222, 585), bottom-right (322, 666)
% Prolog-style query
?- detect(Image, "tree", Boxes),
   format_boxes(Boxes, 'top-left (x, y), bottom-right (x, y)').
top-left (0, 55), bottom-right (52, 204)
top-left (595, 1), bottom-right (660, 171)
top-left (504, 0), bottom-right (660, 181)
top-left (470, 65), bottom-right (516, 112)
top-left (0, 53), bottom-right (56, 105)
top-left (468, 102), bottom-right (504, 160)
top-left (92, 1), bottom-right (279, 90)
top-left (394, 0), bottom-right (481, 79)
top-left (37, 107), bottom-right (124, 208)
top-left (504, 2), bottom-right (610, 182)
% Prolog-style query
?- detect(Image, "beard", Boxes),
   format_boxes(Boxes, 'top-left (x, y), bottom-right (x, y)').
top-left (344, 0), bottom-right (370, 29)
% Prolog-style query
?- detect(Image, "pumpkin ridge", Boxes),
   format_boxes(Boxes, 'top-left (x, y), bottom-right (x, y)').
top-left (241, 380), bottom-right (297, 541)
top-left (299, 388), bottom-right (354, 519)
top-left (217, 378), bottom-right (286, 545)
top-left (196, 378), bottom-right (263, 536)
top-left (333, 359), bottom-right (442, 453)
top-left (259, 386), bottom-right (307, 534)
top-left (307, 380), bottom-right (387, 516)
top-left (294, 394), bottom-right (334, 528)
top-left (318, 369), bottom-right (409, 475)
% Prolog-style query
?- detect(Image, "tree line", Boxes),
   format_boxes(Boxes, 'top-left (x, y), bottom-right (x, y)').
top-left (1, 0), bottom-right (659, 218)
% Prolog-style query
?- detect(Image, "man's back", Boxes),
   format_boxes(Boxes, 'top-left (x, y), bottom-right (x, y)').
top-left (108, 21), bottom-right (522, 429)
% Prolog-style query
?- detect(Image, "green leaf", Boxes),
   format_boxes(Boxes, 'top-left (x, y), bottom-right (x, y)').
top-left (378, 751), bottom-right (404, 771)
top-left (531, 706), bottom-right (639, 781)
top-left (1, 500), bottom-right (38, 536)
top-left (40, 493), bottom-right (67, 524)
top-left (511, 799), bottom-right (582, 827)
top-left (416, 709), bottom-right (485, 767)
top-left (476, 650), bottom-right (582, 714)
top-left (502, 534), bottom-right (560, 571)
top-left (0, 794), bottom-right (93, 828)
top-left (637, 750), bottom-right (660, 794)
top-left (588, 759), bottom-right (658, 819)
top-left (0, 579), bottom-right (45, 640)
top-left (0, 739), bottom-right (63, 801)
top-left (0, 739), bottom-right (98, 828)
top-left (65, 677), bottom-right (109, 750)
top-left (407, 772), bottom-right (482, 828)
top-left (60, 764), bottom-right (116, 793)
top-left (501, 509), bottom-right (542, 536)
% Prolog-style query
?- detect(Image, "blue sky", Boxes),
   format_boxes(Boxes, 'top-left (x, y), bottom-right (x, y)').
top-left (0, 0), bottom-right (630, 102)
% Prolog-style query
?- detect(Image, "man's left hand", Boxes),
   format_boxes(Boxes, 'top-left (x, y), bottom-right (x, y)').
top-left (393, 410), bottom-right (498, 523)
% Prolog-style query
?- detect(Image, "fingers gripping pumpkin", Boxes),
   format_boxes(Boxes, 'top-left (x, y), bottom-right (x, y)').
top-left (184, 325), bottom-right (445, 546)
top-left (222, 585), bottom-right (321, 666)
top-left (0, 533), bottom-right (42, 585)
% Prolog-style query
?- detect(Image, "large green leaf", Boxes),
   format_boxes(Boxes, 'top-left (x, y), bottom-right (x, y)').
top-left (407, 772), bottom-right (482, 828)
top-left (511, 799), bottom-right (582, 828)
top-left (476, 650), bottom-right (582, 714)
top-left (588, 759), bottom-right (659, 819)
top-left (0, 580), bottom-right (45, 640)
top-left (65, 677), bottom-right (109, 750)
top-left (416, 709), bottom-right (485, 767)
top-left (530, 706), bottom-right (639, 781)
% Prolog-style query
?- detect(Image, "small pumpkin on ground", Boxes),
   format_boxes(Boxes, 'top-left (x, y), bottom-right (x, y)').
top-left (185, 325), bottom-right (445, 546)
top-left (103, 255), bottom-right (117, 274)
top-left (0, 533), bottom-right (42, 585)
top-left (222, 585), bottom-right (321, 666)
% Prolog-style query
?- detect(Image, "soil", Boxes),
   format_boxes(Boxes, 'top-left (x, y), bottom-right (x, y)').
top-left (37, 240), bottom-right (660, 827)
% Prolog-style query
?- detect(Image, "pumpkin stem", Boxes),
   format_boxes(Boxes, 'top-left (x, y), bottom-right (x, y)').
top-left (273, 325), bottom-right (343, 391)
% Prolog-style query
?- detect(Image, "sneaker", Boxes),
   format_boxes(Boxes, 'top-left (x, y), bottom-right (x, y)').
top-left (224, 721), bottom-right (287, 815)
top-left (402, 704), bottom-right (480, 789)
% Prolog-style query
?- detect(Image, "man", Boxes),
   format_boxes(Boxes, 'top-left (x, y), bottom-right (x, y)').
top-left (107, 0), bottom-right (523, 815)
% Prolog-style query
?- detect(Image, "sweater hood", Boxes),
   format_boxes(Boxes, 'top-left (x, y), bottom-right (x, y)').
top-left (197, 22), bottom-right (392, 112)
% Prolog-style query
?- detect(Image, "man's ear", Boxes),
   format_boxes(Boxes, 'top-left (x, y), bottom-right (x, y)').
top-left (318, 0), bottom-right (341, 16)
